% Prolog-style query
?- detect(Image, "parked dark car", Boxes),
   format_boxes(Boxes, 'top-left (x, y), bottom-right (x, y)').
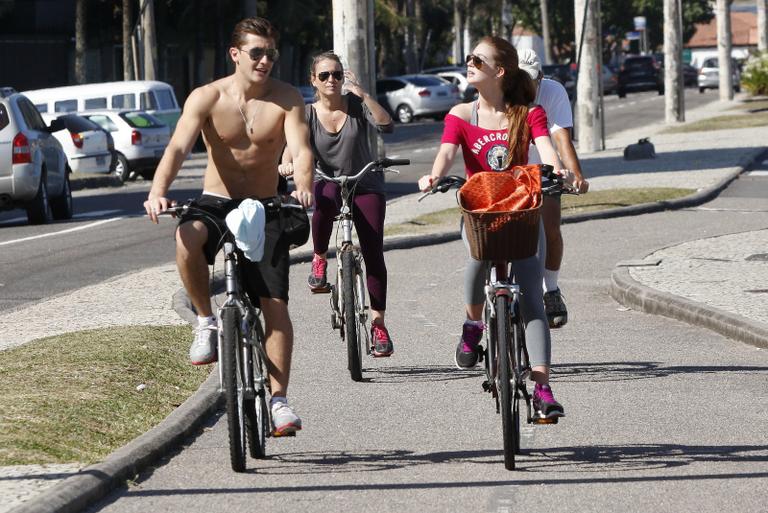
top-left (542, 64), bottom-right (574, 94)
top-left (617, 55), bottom-right (664, 98)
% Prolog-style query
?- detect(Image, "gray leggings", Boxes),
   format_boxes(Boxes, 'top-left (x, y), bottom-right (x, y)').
top-left (462, 220), bottom-right (551, 367)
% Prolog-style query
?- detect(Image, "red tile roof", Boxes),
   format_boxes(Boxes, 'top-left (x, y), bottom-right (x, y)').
top-left (687, 12), bottom-right (758, 48)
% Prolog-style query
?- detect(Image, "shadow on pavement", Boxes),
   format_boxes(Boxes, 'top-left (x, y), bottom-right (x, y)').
top-left (553, 362), bottom-right (768, 383)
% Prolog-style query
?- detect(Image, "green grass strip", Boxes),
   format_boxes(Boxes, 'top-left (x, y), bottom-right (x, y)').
top-left (0, 325), bottom-right (210, 466)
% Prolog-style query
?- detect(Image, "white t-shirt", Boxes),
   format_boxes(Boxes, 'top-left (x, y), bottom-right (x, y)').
top-left (527, 78), bottom-right (572, 165)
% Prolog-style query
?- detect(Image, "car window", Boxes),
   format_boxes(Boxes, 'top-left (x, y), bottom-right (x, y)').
top-left (0, 104), bottom-right (9, 131)
top-left (86, 114), bottom-right (119, 132)
top-left (703, 58), bottom-right (717, 68)
top-left (379, 80), bottom-right (405, 92)
top-left (139, 92), bottom-right (157, 110)
top-left (19, 98), bottom-right (46, 130)
top-left (153, 89), bottom-right (176, 109)
top-left (61, 115), bottom-right (100, 132)
top-left (111, 93), bottom-right (136, 109)
top-left (54, 99), bottom-right (78, 113)
top-left (120, 111), bottom-right (164, 128)
top-left (84, 97), bottom-right (107, 110)
top-left (35, 103), bottom-right (48, 113)
top-left (407, 76), bottom-right (444, 87)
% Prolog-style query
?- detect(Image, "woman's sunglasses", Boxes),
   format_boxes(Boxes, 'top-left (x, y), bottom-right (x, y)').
top-left (466, 54), bottom-right (490, 69)
top-left (317, 70), bottom-right (344, 82)
top-left (240, 46), bottom-right (280, 62)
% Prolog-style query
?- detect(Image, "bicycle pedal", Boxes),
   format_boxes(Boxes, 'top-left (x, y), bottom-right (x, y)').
top-left (482, 380), bottom-right (492, 392)
top-left (532, 417), bottom-right (559, 425)
top-left (271, 429), bottom-right (298, 437)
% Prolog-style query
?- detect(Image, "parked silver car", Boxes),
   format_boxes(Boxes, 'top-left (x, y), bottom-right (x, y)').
top-left (422, 66), bottom-right (477, 102)
top-left (698, 57), bottom-right (741, 93)
top-left (83, 110), bottom-right (170, 181)
top-left (376, 75), bottom-right (460, 123)
top-left (0, 91), bottom-right (72, 224)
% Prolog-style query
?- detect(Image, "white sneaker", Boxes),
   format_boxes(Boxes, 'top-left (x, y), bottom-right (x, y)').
top-left (271, 401), bottom-right (302, 436)
top-left (189, 325), bottom-right (217, 365)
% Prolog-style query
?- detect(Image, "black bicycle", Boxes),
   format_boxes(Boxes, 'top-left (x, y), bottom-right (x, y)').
top-left (161, 197), bottom-right (304, 472)
top-left (419, 164), bottom-right (575, 470)
top-left (315, 157), bottom-right (410, 382)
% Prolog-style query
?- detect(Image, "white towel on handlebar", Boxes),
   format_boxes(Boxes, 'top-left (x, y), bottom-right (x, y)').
top-left (224, 198), bottom-right (265, 262)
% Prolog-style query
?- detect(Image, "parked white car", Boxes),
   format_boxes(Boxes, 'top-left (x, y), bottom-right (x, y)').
top-left (82, 110), bottom-right (171, 181)
top-left (0, 91), bottom-right (71, 224)
top-left (423, 67), bottom-right (477, 102)
top-left (697, 57), bottom-right (742, 93)
top-left (376, 74), bottom-right (460, 123)
top-left (41, 113), bottom-right (113, 176)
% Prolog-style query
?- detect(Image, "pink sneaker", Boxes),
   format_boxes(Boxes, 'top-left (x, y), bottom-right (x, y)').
top-left (371, 323), bottom-right (394, 357)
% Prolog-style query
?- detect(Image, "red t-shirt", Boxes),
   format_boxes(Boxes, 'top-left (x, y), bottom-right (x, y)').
top-left (441, 106), bottom-right (549, 177)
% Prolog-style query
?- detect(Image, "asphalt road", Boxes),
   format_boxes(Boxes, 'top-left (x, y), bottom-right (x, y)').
top-left (0, 88), bottom-right (716, 313)
top-left (85, 171), bottom-right (768, 513)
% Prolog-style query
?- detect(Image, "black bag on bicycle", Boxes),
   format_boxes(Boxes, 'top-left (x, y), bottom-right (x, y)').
top-left (279, 196), bottom-right (310, 248)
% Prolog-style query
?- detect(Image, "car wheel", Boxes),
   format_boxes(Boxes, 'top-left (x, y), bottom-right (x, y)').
top-left (396, 104), bottom-right (414, 124)
top-left (735, 84), bottom-right (741, 93)
top-left (658, 87), bottom-right (664, 95)
top-left (27, 172), bottom-right (53, 225)
top-left (618, 89), bottom-right (626, 98)
top-left (699, 87), bottom-right (705, 94)
top-left (139, 169), bottom-right (155, 180)
top-left (51, 170), bottom-right (74, 220)
top-left (113, 153), bottom-right (130, 184)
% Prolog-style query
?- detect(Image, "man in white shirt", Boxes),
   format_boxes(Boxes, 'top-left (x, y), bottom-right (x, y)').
top-left (519, 49), bottom-right (589, 329)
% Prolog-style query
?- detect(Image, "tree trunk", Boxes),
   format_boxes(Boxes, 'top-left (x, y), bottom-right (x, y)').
top-left (540, 0), bottom-right (553, 65)
top-left (758, 0), bottom-right (768, 52)
top-left (664, 0), bottom-right (684, 123)
top-left (122, 0), bottom-right (133, 81)
top-left (333, 0), bottom-right (377, 152)
top-left (453, 0), bottom-right (462, 65)
top-left (574, 0), bottom-right (601, 152)
top-left (404, 0), bottom-right (418, 73)
top-left (142, 0), bottom-right (158, 81)
top-left (75, 0), bottom-right (86, 84)
top-left (716, 0), bottom-right (733, 100)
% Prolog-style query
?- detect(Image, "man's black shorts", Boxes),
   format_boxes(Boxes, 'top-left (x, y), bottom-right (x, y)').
top-left (177, 194), bottom-right (290, 302)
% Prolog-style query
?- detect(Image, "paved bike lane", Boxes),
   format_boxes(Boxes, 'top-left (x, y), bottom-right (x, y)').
top-left (4, 97), bottom-right (768, 512)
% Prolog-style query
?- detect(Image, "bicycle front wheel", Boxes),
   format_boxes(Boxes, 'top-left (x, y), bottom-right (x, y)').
top-left (221, 307), bottom-right (247, 472)
top-left (245, 316), bottom-right (268, 459)
top-left (495, 295), bottom-right (517, 471)
top-left (342, 250), bottom-right (363, 382)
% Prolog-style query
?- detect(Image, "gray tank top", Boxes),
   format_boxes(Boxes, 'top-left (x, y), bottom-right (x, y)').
top-left (306, 94), bottom-right (394, 194)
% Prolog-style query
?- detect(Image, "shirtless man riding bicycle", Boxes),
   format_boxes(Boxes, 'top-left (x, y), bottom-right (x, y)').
top-left (143, 17), bottom-right (314, 435)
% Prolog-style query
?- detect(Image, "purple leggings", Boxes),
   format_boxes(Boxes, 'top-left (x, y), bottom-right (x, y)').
top-left (312, 180), bottom-right (387, 311)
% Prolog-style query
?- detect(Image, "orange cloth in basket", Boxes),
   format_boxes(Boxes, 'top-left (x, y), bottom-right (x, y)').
top-left (458, 165), bottom-right (542, 212)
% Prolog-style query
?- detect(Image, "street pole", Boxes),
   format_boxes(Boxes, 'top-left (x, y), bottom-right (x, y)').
top-left (333, 0), bottom-right (378, 155)
top-left (716, 0), bottom-right (733, 101)
top-left (453, 0), bottom-right (462, 65)
top-left (758, 0), bottom-right (768, 52)
top-left (540, 0), bottom-right (553, 64)
top-left (574, 0), bottom-right (601, 152)
top-left (664, 0), bottom-right (684, 123)
top-left (75, 0), bottom-right (86, 84)
top-left (141, 0), bottom-right (158, 81)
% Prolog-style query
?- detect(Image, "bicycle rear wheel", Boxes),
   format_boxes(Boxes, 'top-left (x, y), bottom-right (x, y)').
top-left (245, 316), bottom-right (269, 459)
top-left (495, 295), bottom-right (517, 471)
top-left (221, 307), bottom-right (247, 472)
top-left (342, 250), bottom-right (363, 382)
top-left (511, 302), bottom-right (525, 454)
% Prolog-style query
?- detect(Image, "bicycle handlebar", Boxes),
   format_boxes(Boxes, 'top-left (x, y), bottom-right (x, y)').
top-left (314, 157), bottom-right (411, 184)
top-left (154, 197), bottom-right (305, 218)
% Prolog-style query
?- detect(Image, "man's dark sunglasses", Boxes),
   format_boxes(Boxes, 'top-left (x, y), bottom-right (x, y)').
top-left (240, 46), bottom-right (279, 62)
top-left (466, 54), bottom-right (488, 69)
top-left (317, 70), bottom-right (344, 82)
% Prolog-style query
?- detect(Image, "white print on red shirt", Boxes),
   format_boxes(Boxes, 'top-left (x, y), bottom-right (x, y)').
top-left (470, 131), bottom-right (509, 155)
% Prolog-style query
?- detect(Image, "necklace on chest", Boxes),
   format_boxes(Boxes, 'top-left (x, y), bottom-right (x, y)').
top-left (237, 102), bottom-right (260, 134)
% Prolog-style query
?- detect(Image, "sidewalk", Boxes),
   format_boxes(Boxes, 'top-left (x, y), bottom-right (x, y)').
top-left (3, 96), bottom-right (768, 513)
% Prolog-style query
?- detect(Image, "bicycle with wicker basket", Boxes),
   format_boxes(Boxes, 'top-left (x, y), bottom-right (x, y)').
top-left (419, 163), bottom-right (575, 470)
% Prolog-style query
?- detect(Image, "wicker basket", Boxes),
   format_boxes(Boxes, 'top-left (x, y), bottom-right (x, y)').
top-left (458, 166), bottom-right (542, 261)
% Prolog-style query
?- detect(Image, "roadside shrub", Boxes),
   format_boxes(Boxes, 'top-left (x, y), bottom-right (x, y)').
top-left (741, 51), bottom-right (768, 96)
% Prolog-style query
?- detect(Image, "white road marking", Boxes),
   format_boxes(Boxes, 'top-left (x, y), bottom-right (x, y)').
top-left (74, 209), bottom-right (123, 218)
top-left (0, 217), bottom-right (124, 247)
top-left (747, 170), bottom-right (768, 177)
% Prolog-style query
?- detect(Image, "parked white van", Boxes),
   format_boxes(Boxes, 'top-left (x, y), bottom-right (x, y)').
top-left (22, 80), bottom-right (181, 130)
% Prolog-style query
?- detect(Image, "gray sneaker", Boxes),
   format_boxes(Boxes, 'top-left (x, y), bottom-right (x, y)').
top-left (544, 288), bottom-right (568, 328)
top-left (271, 401), bottom-right (302, 436)
top-left (189, 325), bottom-right (217, 365)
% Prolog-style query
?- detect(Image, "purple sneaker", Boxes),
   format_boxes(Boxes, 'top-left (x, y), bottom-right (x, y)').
top-left (454, 321), bottom-right (484, 369)
top-left (533, 383), bottom-right (565, 419)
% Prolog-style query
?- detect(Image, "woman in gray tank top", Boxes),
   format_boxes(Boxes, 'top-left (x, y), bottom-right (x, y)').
top-left (282, 52), bottom-right (396, 357)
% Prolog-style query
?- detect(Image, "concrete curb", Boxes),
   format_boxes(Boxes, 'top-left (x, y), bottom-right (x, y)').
top-left (21, 144), bottom-right (767, 513)
top-left (8, 371), bottom-right (221, 513)
top-left (610, 266), bottom-right (768, 350)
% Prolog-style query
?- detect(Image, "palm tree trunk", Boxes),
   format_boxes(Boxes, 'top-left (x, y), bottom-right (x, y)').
top-left (75, 0), bottom-right (86, 84)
